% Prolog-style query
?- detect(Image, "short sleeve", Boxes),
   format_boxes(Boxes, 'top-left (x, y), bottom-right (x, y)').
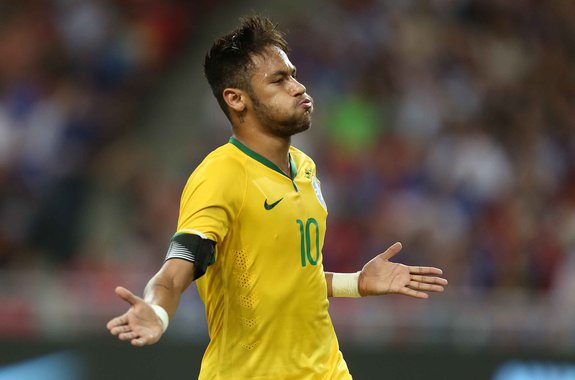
top-left (176, 154), bottom-right (246, 245)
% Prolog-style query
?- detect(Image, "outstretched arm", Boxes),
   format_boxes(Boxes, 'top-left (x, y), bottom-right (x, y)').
top-left (106, 259), bottom-right (195, 346)
top-left (326, 242), bottom-right (447, 298)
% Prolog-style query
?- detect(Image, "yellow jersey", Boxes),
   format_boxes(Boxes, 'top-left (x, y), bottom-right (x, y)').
top-left (175, 137), bottom-right (351, 380)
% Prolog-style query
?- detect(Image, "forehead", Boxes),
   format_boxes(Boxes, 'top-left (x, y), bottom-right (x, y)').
top-left (250, 46), bottom-right (294, 78)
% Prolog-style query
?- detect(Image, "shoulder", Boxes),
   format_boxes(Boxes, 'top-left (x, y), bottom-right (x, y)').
top-left (193, 143), bottom-right (248, 180)
top-left (181, 143), bottom-right (248, 205)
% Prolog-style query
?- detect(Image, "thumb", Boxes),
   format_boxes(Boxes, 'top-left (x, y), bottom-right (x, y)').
top-left (115, 286), bottom-right (142, 306)
top-left (380, 242), bottom-right (403, 261)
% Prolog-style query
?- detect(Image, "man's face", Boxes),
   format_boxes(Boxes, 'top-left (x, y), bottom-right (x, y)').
top-left (246, 46), bottom-right (313, 138)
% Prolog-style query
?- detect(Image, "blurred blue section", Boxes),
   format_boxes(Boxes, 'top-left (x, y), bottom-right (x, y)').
top-left (0, 351), bottom-right (85, 380)
top-left (494, 361), bottom-right (575, 380)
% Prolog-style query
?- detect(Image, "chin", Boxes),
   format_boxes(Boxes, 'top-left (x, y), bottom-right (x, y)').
top-left (293, 119), bottom-right (312, 134)
top-left (271, 114), bottom-right (312, 137)
top-left (274, 123), bottom-right (309, 139)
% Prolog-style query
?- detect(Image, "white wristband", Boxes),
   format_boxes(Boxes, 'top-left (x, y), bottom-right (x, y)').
top-left (332, 272), bottom-right (361, 298)
top-left (150, 304), bottom-right (169, 333)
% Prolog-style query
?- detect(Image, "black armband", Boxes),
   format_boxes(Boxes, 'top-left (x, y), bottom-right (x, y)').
top-left (165, 233), bottom-right (216, 280)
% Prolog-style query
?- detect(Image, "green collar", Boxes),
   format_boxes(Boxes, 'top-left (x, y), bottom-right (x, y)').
top-left (229, 136), bottom-right (297, 180)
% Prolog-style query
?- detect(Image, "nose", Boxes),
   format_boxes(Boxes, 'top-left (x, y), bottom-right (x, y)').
top-left (290, 77), bottom-right (306, 96)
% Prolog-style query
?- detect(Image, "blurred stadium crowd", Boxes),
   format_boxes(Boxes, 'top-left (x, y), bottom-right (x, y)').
top-left (0, 0), bottom-right (574, 351)
top-left (0, 0), bottom-right (210, 266)
top-left (0, 0), bottom-right (216, 336)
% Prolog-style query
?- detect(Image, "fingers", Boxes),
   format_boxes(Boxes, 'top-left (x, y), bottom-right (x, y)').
top-left (107, 316), bottom-right (136, 340)
top-left (380, 242), bottom-right (403, 260)
top-left (409, 266), bottom-right (444, 276)
top-left (132, 339), bottom-right (146, 347)
top-left (119, 331), bottom-right (139, 341)
top-left (109, 324), bottom-right (131, 336)
top-left (107, 287), bottom-right (140, 334)
top-left (408, 280), bottom-right (445, 293)
top-left (109, 324), bottom-right (158, 347)
top-left (408, 267), bottom-right (448, 297)
top-left (400, 287), bottom-right (429, 299)
top-left (131, 333), bottom-right (159, 347)
top-left (115, 286), bottom-right (141, 306)
top-left (411, 275), bottom-right (448, 286)
top-left (121, 331), bottom-right (156, 347)
top-left (106, 314), bottom-right (128, 330)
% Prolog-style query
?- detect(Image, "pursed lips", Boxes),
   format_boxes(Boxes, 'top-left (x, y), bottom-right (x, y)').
top-left (299, 97), bottom-right (313, 109)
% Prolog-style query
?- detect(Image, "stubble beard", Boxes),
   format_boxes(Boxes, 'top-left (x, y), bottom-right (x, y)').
top-left (251, 94), bottom-right (312, 139)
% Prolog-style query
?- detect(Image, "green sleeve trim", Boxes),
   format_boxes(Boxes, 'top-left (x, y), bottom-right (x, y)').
top-left (172, 229), bottom-right (208, 239)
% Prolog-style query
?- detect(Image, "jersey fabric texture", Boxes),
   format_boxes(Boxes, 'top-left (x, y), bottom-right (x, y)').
top-left (175, 137), bottom-right (351, 380)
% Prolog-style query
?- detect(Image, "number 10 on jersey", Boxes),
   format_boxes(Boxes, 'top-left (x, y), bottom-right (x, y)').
top-left (296, 218), bottom-right (320, 267)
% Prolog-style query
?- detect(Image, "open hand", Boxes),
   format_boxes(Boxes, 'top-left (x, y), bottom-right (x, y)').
top-left (358, 243), bottom-right (448, 298)
top-left (106, 286), bottom-right (164, 347)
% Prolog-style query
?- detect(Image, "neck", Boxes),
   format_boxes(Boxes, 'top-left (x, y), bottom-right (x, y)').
top-left (232, 128), bottom-right (292, 176)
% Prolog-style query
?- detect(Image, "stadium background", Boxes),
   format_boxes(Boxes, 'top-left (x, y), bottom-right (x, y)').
top-left (0, 0), bottom-right (574, 379)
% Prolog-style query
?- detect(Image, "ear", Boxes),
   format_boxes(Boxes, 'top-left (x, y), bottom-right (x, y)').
top-left (223, 88), bottom-right (247, 113)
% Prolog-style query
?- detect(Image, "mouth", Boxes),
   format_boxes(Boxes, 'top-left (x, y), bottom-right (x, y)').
top-left (299, 97), bottom-right (313, 111)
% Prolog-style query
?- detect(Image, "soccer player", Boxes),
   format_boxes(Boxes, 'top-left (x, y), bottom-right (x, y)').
top-left (106, 16), bottom-right (448, 379)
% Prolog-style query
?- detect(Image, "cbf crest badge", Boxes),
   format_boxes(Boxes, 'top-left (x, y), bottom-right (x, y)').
top-left (312, 176), bottom-right (327, 209)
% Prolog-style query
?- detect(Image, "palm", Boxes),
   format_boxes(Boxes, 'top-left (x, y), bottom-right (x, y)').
top-left (358, 243), bottom-right (448, 299)
top-left (361, 259), bottom-right (411, 295)
top-left (106, 287), bottom-right (164, 346)
top-left (124, 303), bottom-right (163, 340)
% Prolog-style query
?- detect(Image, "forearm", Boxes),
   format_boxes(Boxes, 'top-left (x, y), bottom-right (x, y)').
top-left (143, 273), bottom-right (184, 319)
top-left (143, 259), bottom-right (196, 319)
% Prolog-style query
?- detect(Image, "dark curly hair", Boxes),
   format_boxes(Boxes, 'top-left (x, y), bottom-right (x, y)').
top-left (204, 15), bottom-right (289, 119)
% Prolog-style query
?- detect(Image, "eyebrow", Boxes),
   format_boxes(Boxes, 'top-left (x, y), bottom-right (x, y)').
top-left (270, 67), bottom-right (297, 79)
